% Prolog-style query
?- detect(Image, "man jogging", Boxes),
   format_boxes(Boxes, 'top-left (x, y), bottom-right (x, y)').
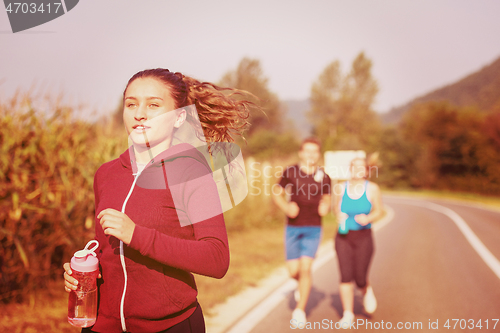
top-left (272, 137), bottom-right (331, 325)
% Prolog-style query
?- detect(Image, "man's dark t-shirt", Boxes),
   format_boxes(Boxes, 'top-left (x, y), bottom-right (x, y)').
top-left (278, 165), bottom-right (331, 226)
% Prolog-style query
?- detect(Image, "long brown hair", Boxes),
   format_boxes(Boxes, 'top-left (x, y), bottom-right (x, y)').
top-left (123, 68), bottom-right (253, 146)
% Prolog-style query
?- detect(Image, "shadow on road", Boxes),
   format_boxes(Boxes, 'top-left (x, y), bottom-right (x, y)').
top-left (287, 286), bottom-right (326, 315)
top-left (330, 292), bottom-right (372, 319)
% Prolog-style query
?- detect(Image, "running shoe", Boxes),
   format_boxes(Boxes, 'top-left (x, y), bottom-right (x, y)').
top-left (338, 310), bottom-right (354, 329)
top-left (292, 308), bottom-right (306, 326)
top-left (363, 286), bottom-right (377, 314)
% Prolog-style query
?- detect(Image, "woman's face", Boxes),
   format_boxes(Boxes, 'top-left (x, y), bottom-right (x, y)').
top-left (350, 158), bottom-right (367, 180)
top-left (123, 77), bottom-right (184, 150)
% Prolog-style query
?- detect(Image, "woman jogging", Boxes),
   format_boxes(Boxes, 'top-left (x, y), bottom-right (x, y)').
top-left (63, 68), bottom-right (253, 332)
top-left (335, 157), bottom-right (383, 328)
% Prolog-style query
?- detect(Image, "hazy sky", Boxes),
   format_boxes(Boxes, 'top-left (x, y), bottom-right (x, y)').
top-left (1, 0), bottom-right (500, 118)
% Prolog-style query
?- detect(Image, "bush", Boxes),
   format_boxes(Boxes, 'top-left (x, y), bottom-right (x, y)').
top-left (242, 128), bottom-right (300, 160)
top-left (0, 94), bottom-right (125, 303)
top-left (222, 157), bottom-right (291, 232)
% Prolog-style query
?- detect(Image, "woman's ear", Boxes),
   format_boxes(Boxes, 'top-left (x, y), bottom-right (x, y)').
top-left (174, 109), bottom-right (187, 128)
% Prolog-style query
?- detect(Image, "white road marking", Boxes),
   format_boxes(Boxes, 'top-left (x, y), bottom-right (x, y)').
top-left (400, 200), bottom-right (500, 280)
top-left (226, 205), bottom-right (395, 333)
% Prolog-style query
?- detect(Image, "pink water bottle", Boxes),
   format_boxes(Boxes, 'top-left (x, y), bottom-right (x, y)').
top-left (68, 240), bottom-right (99, 328)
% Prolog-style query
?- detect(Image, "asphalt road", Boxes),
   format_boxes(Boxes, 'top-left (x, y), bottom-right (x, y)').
top-left (240, 196), bottom-right (500, 332)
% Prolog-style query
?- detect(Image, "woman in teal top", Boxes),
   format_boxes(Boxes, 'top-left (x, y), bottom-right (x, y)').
top-left (340, 179), bottom-right (373, 231)
top-left (334, 157), bottom-right (384, 328)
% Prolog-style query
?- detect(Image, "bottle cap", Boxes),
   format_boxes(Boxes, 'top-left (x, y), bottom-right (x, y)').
top-left (71, 240), bottom-right (99, 272)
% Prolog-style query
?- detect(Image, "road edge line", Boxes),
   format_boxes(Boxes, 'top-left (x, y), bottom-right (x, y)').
top-left (403, 200), bottom-right (500, 281)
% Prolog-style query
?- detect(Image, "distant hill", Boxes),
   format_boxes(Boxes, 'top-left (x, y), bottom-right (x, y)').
top-left (282, 99), bottom-right (312, 138)
top-left (381, 56), bottom-right (500, 124)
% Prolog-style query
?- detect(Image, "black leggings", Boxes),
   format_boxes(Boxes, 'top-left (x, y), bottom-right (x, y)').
top-left (335, 228), bottom-right (374, 288)
top-left (81, 302), bottom-right (205, 333)
top-left (159, 303), bottom-right (205, 333)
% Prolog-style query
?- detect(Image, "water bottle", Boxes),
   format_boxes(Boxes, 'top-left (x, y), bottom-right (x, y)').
top-left (338, 212), bottom-right (349, 235)
top-left (68, 240), bottom-right (99, 328)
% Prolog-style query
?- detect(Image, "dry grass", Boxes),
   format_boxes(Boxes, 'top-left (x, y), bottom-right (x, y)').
top-left (0, 280), bottom-right (79, 333)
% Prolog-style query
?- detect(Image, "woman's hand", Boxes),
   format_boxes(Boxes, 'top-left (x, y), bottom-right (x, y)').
top-left (63, 262), bottom-right (102, 292)
top-left (337, 212), bottom-right (349, 222)
top-left (286, 202), bottom-right (300, 218)
top-left (354, 214), bottom-right (371, 226)
top-left (98, 209), bottom-right (136, 245)
top-left (63, 262), bottom-right (78, 292)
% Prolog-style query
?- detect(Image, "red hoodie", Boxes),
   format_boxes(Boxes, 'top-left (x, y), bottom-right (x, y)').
top-left (91, 143), bottom-right (229, 332)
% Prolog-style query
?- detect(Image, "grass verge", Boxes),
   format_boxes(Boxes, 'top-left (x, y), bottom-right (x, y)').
top-left (0, 280), bottom-right (79, 333)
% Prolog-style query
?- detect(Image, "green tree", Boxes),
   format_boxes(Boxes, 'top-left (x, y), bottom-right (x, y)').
top-left (219, 58), bottom-right (299, 159)
top-left (308, 52), bottom-right (380, 151)
top-left (400, 101), bottom-right (500, 193)
top-left (483, 110), bottom-right (500, 149)
top-left (219, 58), bottom-right (284, 134)
top-left (376, 126), bottom-right (417, 188)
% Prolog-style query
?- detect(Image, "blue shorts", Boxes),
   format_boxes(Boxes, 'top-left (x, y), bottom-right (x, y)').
top-left (285, 226), bottom-right (322, 260)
